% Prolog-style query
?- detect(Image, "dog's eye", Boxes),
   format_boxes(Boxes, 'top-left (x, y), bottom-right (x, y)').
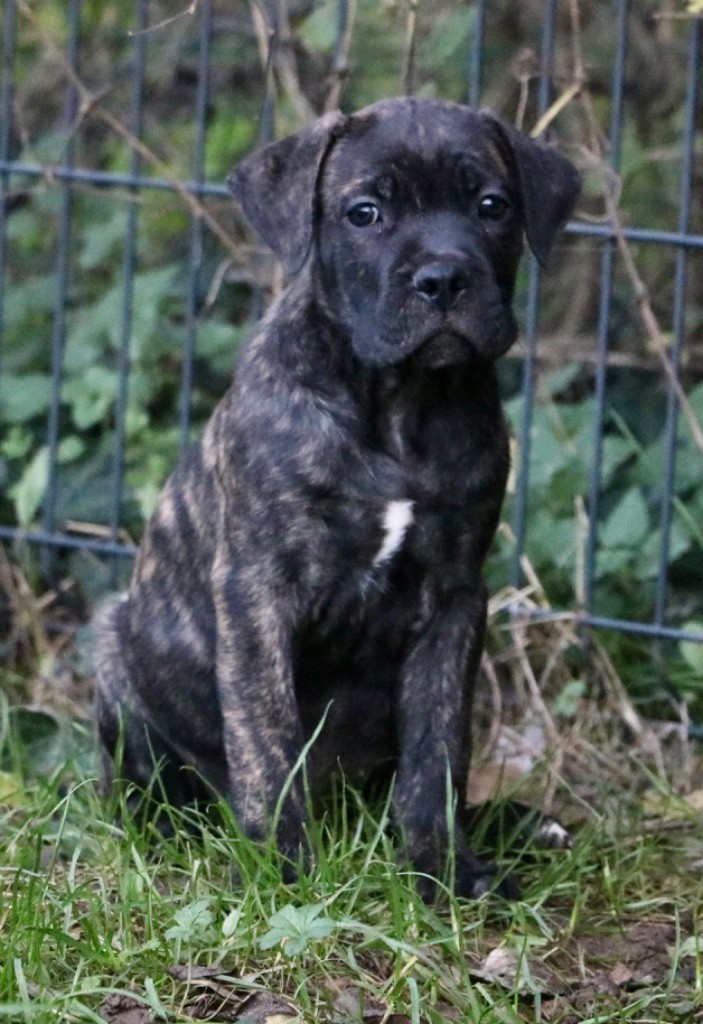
top-left (346, 201), bottom-right (382, 228)
top-left (478, 194), bottom-right (510, 220)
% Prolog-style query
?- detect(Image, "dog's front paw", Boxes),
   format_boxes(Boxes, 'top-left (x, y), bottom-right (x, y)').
top-left (276, 818), bottom-right (313, 885)
top-left (411, 845), bottom-right (520, 903)
top-left (453, 854), bottom-right (520, 902)
top-left (278, 841), bottom-right (312, 885)
top-left (229, 837), bottom-right (310, 888)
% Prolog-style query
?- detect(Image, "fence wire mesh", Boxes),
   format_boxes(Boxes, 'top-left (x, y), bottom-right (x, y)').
top-left (0, 0), bottom-right (702, 654)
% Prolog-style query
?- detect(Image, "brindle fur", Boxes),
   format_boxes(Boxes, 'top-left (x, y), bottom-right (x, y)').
top-left (95, 97), bottom-right (580, 899)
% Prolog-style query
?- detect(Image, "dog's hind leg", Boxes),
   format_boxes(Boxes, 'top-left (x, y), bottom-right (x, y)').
top-left (94, 599), bottom-right (195, 820)
top-left (95, 600), bottom-right (145, 788)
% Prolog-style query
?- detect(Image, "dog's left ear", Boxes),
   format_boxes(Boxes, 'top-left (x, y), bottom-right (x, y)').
top-left (487, 115), bottom-right (582, 267)
top-left (227, 111), bottom-right (345, 275)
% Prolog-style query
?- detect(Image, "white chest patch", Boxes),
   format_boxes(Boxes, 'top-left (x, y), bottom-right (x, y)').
top-left (373, 499), bottom-right (414, 567)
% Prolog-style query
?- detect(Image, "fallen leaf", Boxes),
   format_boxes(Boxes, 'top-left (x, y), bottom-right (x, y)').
top-left (98, 992), bottom-right (154, 1024)
top-left (642, 788), bottom-right (703, 822)
top-left (328, 980), bottom-right (387, 1021)
top-left (466, 761), bottom-right (525, 804)
top-left (236, 991), bottom-right (300, 1023)
top-left (168, 964), bottom-right (228, 982)
top-left (677, 935), bottom-right (703, 958)
top-left (468, 724), bottom-right (550, 803)
top-left (469, 944), bottom-right (564, 997)
top-left (482, 947), bottom-right (520, 978)
top-left (0, 770), bottom-right (25, 807)
top-left (538, 999), bottom-right (565, 1022)
top-left (609, 963), bottom-right (634, 986)
top-left (682, 789), bottom-right (703, 812)
top-left (474, 947), bottom-right (533, 992)
top-left (185, 990), bottom-right (241, 1022)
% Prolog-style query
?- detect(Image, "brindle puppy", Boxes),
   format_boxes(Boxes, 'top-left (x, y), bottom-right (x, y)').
top-left (96, 97), bottom-right (580, 899)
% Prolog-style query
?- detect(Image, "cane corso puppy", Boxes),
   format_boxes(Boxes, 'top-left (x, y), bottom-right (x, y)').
top-left (96, 97), bottom-right (581, 899)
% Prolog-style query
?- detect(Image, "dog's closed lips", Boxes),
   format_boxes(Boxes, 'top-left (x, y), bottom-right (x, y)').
top-left (96, 96), bottom-right (580, 901)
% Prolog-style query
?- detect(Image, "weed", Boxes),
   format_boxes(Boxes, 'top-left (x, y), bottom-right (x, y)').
top-left (1, 708), bottom-right (703, 1023)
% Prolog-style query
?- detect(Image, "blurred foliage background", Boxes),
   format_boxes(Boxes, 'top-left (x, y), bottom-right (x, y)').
top-left (0, 0), bottom-right (702, 720)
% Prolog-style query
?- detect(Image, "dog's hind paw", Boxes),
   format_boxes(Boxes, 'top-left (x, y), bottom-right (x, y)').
top-left (464, 800), bottom-right (573, 853)
top-left (532, 816), bottom-right (572, 850)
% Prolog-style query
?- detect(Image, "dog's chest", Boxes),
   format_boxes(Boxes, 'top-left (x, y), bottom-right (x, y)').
top-left (360, 497), bottom-right (483, 592)
top-left (303, 492), bottom-right (485, 690)
top-left (309, 402), bottom-right (504, 635)
top-left (242, 361), bottom-right (510, 645)
top-left (366, 383), bottom-right (504, 574)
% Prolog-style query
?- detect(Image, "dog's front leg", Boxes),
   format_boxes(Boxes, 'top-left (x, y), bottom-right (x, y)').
top-left (212, 547), bottom-right (306, 871)
top-left (394, 585), bottom-right (511, 900)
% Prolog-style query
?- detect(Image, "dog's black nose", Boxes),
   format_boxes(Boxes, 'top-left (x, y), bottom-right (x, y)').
top-left (413, 261), bottom-right (471, 311)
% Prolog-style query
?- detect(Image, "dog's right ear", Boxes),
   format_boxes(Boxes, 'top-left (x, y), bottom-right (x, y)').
top-left (227, 111), bottom-right (344, 275)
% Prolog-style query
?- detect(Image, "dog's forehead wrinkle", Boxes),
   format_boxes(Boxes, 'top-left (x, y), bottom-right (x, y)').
top-left (332, 146), bottom-right (504, 213)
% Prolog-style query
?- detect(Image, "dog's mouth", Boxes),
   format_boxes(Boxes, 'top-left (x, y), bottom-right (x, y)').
top-left (411, 330), bottom-right (472, 368)
top-left (349, 302), bottom-right (518, 368)
top-left (413, 322), bottom-right (517, 368)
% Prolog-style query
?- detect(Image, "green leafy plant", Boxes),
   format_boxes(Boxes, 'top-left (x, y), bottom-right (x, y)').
top-left (258, 903), bottom-right (336, 957)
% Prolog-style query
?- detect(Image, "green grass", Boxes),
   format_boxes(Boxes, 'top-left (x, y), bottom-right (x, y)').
top-left (1, 718), bottom-right (703, 1023)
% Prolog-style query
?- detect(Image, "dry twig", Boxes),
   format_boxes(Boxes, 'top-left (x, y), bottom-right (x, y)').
top-left (128, 1), bottom-right (198, 37)
top-left (249, 0), bottom-right (315, 124)
top-left (325, 0), bottom-right (357, 112)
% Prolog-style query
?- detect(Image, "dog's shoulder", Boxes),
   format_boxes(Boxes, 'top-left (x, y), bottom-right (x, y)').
top-left (209, 290), bottom-right (360, 489)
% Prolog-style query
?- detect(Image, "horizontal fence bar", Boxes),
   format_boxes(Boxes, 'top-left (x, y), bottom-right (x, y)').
top-left (563, 220), bottom-right (703, 250)
top-left (507, 606), bottom-right (703, 645)
top-left (3, 158), bottom-right (703, 251)
top-left (0, 159), bottom-right (231, 198)
top-left (0, 525), bottom-right (137, 559)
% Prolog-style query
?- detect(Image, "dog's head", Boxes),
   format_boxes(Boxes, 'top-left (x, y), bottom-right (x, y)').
top-left (229, 98), bottom-right (581, 368)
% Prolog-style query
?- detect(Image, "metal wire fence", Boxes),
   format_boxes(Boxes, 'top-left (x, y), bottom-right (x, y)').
top-left (0, 0), bottom-right (702, 654)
